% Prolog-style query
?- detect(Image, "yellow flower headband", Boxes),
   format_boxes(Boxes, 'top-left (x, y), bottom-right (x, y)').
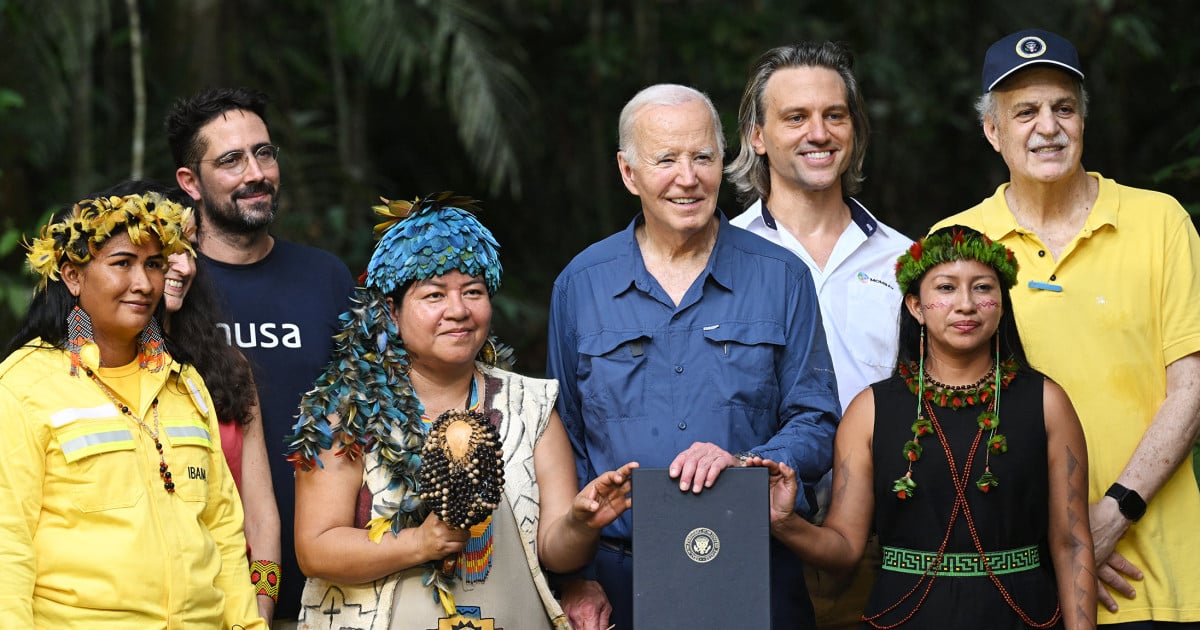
top-left (26, 192), bottom-right (195, 291)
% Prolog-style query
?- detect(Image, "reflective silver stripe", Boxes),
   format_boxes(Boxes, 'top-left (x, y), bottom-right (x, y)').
top-left (50, 404), bottom-right (118, 428)
top-left (185, 378), bottom-right (210, 416)
top-left (165, 425), bottom-right (211, 441)
top-left (60, 429), bottom-right (135, 456)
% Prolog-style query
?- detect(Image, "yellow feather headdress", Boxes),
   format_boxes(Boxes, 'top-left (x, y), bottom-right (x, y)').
top-left (25, 192), bottom-right (195, 291)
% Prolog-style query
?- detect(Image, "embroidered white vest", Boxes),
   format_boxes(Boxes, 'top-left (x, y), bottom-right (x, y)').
top-left (296, 364), bottom-right (569, 629)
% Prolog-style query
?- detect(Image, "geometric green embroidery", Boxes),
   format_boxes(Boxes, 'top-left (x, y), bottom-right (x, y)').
top-left (881, 545), bottom-right (1040, 577)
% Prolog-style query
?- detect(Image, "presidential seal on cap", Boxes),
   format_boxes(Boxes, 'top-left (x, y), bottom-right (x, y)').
top-left (982, 28), bottom-right (1084, 93)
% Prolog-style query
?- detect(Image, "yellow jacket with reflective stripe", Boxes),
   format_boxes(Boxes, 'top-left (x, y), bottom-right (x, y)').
top-left (0, 341), bottom-right (267, 629)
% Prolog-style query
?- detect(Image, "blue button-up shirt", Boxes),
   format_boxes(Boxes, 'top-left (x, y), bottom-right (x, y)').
top-left (547, 212), bottom-right (841, 541)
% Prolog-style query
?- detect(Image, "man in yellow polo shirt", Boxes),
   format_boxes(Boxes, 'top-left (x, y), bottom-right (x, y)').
top-left (935, 29), bottom-right (1200, 628)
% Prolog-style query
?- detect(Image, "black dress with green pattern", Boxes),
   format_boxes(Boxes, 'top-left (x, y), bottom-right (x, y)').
top-left (862, 367), bottom-right (1062, 629)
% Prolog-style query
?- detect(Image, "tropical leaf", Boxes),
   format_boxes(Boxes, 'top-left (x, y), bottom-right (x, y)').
top-left (335, 0), bottom-right (530, 196)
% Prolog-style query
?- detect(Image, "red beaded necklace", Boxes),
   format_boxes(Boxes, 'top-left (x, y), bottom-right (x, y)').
top-left (86, 368), bottom-right (175, 493)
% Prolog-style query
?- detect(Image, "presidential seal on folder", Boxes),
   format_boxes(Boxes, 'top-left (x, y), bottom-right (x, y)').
top-left (632, 466), bottom-right (771, 628)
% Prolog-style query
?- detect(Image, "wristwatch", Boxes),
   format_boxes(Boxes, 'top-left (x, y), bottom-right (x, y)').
top-left (1105, 483), bottom-right (1146, 522)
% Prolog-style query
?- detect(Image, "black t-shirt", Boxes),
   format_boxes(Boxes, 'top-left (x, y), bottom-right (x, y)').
top-left (200, 238), bottom-right (355, 619)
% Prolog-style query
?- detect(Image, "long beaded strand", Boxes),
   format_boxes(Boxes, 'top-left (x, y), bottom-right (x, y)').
top-left (86, 368), bottom-right (175, 493)
top-left (976, 335), bottom-right (1005, 492)
top-left (893, 327), bottom-right (927, 500)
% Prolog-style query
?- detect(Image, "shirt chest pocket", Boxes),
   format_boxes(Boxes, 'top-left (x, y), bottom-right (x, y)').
top-left (161, 416), bottom-right (218, 504)
top-left (578, 330), bottom-right (650, 414)
top-left (844, 280), bottom-right (902, 369)
top-left (52, 420), bottom-right (145, 512)
top-left (701, 322), bottom-right (785, 410)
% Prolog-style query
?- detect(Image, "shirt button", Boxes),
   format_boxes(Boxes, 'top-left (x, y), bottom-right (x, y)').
top-left (1050, 274), bottom-right (1057, 281)
top-left (674, 365), bottom-right (684, 374)
top-left (677, 421), bottom-right (687, 430)
top-left (1038, 250), bottom-right (1046, 257)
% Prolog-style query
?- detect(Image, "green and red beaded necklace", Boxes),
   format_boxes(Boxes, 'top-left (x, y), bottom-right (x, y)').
top-left (891, 351), bottom-right (1017, 500)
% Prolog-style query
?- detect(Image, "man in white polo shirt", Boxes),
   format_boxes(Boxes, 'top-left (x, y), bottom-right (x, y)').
top-left (726, 41), bottom-right (912, 628)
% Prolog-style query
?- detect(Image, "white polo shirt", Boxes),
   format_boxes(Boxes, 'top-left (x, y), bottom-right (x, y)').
top-left (732, 198), bottom-right (912, 411)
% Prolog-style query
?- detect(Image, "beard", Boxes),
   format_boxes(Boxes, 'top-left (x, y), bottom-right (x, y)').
top-left (199, 180), bottom-right (279, 235)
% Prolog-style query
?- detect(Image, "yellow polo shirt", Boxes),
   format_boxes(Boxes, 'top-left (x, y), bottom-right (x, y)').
top-left (935, 173), bottom-right (1200, 623)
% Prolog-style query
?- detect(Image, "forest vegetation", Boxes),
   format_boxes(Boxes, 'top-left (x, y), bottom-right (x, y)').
top-left (2, 0), bottom-right (1197, 370)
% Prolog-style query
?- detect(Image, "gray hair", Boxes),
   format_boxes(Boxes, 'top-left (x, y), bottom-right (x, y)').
top-left (975, 80), bottom-right (1090, 127)
top-left (726, 42), bottom-right (870, 205)
top-left (618, 84), bottom-right (725, 168)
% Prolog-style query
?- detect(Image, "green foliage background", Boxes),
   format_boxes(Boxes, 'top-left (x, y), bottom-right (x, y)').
top-left (2, 0), bottom-right (1197, 371)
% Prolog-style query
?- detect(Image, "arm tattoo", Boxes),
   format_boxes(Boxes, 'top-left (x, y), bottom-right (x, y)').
top-left (1063, 443), bottom-right (1096, 627)
top-left (832, 451), bottom-right (851, 503)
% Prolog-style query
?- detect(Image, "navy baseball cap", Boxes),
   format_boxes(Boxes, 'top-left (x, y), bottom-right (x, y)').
top-left (982, 29), bottom-right (1084, 93)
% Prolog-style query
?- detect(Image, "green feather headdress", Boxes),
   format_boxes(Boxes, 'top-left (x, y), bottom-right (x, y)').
top-left (895, 226), bottom-right (1018, 293)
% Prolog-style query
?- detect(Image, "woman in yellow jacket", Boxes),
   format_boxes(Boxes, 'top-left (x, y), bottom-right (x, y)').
top-left (0, 192), bottom-right (267, 629)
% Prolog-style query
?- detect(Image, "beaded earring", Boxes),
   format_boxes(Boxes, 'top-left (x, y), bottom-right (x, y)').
top-left (64, 305), bottom-right (167, 375)
top-left (65, 304), bottom-right (93, 376)
top-left (137, 317), bottom-right (167, 372)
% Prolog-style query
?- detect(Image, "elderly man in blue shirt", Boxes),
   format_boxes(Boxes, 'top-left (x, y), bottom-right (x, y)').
top-left (547, 83), bottom-right (841, 630)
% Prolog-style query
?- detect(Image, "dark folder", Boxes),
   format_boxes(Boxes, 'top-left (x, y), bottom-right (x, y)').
top-left (631, 466), bottom-right (772, 629)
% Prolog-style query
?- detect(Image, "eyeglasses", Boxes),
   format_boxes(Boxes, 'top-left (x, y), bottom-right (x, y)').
top-left (195, 145), bottom-right (280, 175)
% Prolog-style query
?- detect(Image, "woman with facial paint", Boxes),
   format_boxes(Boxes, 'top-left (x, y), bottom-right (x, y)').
top-left (750, 226), bottom-right (1096, 629)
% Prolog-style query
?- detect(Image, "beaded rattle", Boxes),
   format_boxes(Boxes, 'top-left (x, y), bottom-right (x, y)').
top-left (419, 408), bottom-right (505, 575)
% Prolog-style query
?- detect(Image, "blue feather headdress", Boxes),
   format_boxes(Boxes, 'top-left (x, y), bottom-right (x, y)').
top-left (365, 191), bottom-right (502, 296)
top-left (285, 192), bottom-right (510, 547)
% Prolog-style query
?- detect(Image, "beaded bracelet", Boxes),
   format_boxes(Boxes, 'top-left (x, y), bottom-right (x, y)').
top-left (250, 560), bottom-right (281, 602)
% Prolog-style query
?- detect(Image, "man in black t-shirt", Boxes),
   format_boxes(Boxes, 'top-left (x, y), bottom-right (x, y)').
top-left (167, 87), bottom-right (355, 626)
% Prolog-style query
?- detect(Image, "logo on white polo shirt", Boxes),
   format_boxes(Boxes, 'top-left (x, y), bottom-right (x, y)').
top-left (856, 271), bottom-right (897, 291)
